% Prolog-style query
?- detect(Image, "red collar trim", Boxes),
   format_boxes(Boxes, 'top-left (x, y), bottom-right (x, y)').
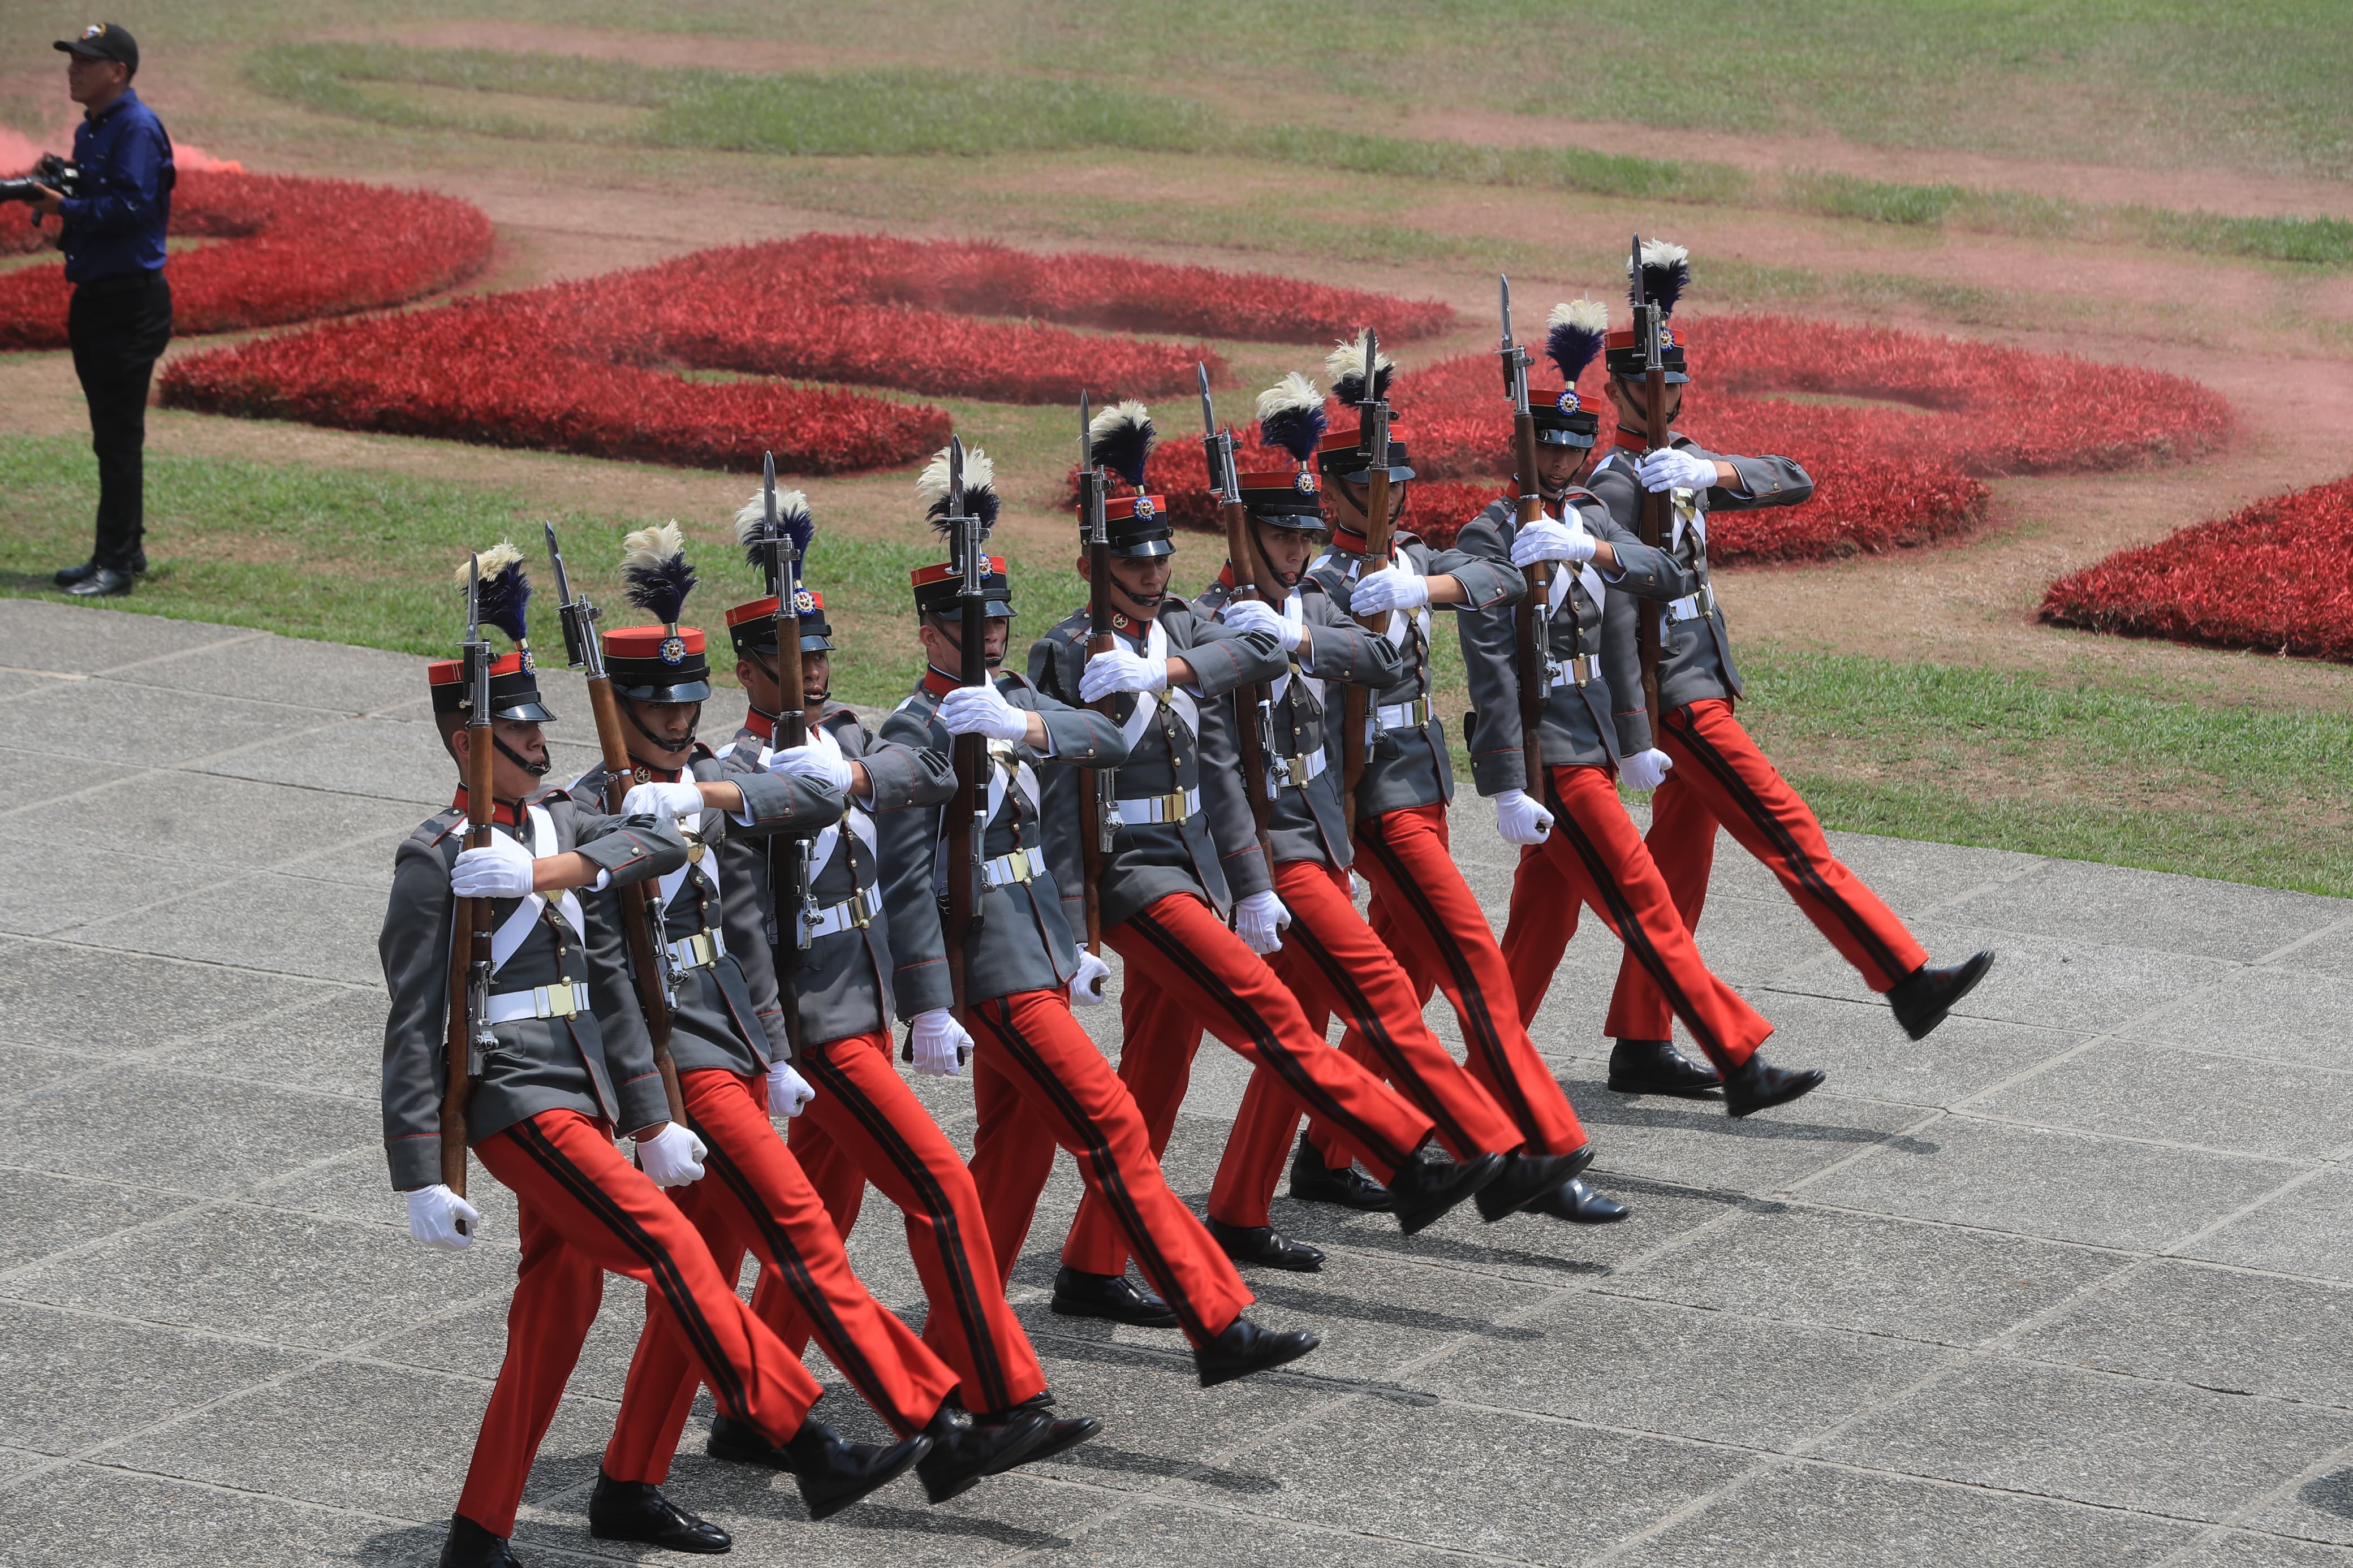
top-left (1613, 426), bottom-right (1664, 454)
top-left (1325, 524), bottom-right (1369, 556)
top-left (1216, 563), bottom-right (1237, 589)
top-left (450, 789), bottom-right (531, 827)
top-left (741, 709), bottom-right (776, 744)
top-left (921, 667), bottom-right (961, 699)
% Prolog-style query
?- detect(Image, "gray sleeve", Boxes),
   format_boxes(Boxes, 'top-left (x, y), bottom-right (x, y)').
top-left (569, 811), bottom-right (690, 884)
top-left (1588, 504), bottom-right (1693, 600)
top-left (1696, 441), bottom-right (1813, 511)
top-left (1599, 581), bottom-right (1654, 757)
top-left (1453, 508), bottom-right (1531, 801)
top-left (729, 768), bottom-right (846, 837)
top-left (1423, 543), bottom-right (1525, 612)
top-left (1299, 591), bottom-right (1404, 687)
top-left (1197, 689), bottom-right (1272, 902)
top-left (378, 836), bottom-right (456, 1191)
top-left (874, 704), bottom-right (954, 1020)
top-left (580, 881), bottom-right (670, 1134)
top-left (854, 728), bottom-right (956, 812)
top-left (1178, 614), bottom-right (1286, 697)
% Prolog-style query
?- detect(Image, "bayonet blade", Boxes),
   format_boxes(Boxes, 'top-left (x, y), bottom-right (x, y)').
top-left (464, 554), bottom-right (481, 646)
top-left (1197, 362), bottom-right (1215, 438)
top-left (1630, 234), bottom-right (1645, 308)
top-left (1498, 273), bottom-right (1514, 349)
top-left (542, 521), bottom-right (574, 608)
top-left (949, 434), bottom-right (966, 517)
top-left (1079, 388), bottom-right (1092, 473)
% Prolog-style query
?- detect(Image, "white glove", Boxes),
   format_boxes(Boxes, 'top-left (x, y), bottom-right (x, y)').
top-left (770, 742), bottom-right (854, 793)
top-left (1068, 949), bottom-right (1113, 1007)
top-left (1510, 515), bottom-right (1597, 568)
top-left (1619, 748), bottom-right (1674, 792)
top-left (1349, 567), bottom-right (1430, 615)
top-left (938, 682), bottom-right (1031, 742)
top-left (1634, 448), bottom-right (1720, 493)
top-left (1079, 648), bottom-right (1170, 702)
top-left (1221, 597), bottom-right (1303, 651)
top-left (406, 1183), bottom-right (479, 1251)
top-left (1494, 788), bottom-right (1556, 847)
top-left (451, 832), bottom-right (536, 899)
top-left (636, 1122), bottom-right (708, 1188)
top-left (766, 1061), bottom-right (816, 1117)
top-left (623, 780), bottom-right (706, 820)
top-left (1235, 891), bottom-right (1291, 956)
top-left (908, 1008), bottom-right (971, 1077)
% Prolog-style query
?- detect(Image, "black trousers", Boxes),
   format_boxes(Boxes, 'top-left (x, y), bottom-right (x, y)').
top-left (67, 270), bottom-right (173, 573)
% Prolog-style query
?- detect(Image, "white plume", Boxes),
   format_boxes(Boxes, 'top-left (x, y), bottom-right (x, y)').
top-left (1633, 237), bottom-right (1690, 272)
top-left (453, 539), bottom-right (520, 588)
top-left (734, 489), bottom-right (811, 546)
top-left (620, 521), bottom-right (687, 572)
top-left (1548, 298), bottom-right (1610, 334)
top-left (1254, 371), bottom-right (1322, 421)
top-left (917, 444), bottom-right (995, 508)
top-left (1323, 337), bottom-right (1394, 386)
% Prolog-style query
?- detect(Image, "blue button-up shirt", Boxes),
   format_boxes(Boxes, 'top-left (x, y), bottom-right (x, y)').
top-left (58, 88), bottom-right (174, 285)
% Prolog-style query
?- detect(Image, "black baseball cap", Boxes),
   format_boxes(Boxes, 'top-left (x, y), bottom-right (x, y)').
top-left (55, 22), bottom-right (138, 74)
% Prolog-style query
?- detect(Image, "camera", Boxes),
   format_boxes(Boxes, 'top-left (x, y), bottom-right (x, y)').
top-left (0, 153), bottom-right (83, 222)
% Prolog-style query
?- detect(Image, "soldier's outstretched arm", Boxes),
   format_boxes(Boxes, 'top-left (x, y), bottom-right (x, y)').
top-left (1296, 586), bottom-right (1404, 688)
top-left (380, 836), bottom-right (459, 1192)
top-left (874, 705), bottom-right (958, 1022)
top-left (1587, 506), bottom-right (1694, 601)
top-left (1683, 441), bottom-right (1812, 512)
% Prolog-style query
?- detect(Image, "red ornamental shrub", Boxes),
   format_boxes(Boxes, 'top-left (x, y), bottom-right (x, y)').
top-left (0, 169), bottom-right (494, 351)
top-left (2040, 476), bottom-right (2353, 662)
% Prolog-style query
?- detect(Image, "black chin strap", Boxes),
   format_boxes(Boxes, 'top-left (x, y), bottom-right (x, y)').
top-left (624, 701), bottom-right (697, 761)
top-left (493, 735), bottom-right (550, 777)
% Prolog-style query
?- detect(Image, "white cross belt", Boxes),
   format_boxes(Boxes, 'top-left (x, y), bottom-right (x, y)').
top-left (484, 981), bottom-right (591, 1025)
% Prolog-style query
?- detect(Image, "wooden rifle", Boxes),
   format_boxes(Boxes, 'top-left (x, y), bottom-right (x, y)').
top-left (1075, 393), bottom-right (1116, 956)
top-left (1498, 275), bottom-right (1554, 799)
top-left (1199, 364), bottom-right (1278, 880)
top-left (942, 438), bottom-right (986, 1021)
top-left (542, 521), bottom-right (688, 1125)
top-left (437, 557), bottom-right (496, 1210)
top-left (1338, 325), bottom-right (1394, 846)
top-left (1631, 234), bottom-right (1670, 739)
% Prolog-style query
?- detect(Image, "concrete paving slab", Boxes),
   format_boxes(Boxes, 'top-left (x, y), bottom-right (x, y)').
top-left (0, 1039), bottom-right (101, 1098)
top-left (2167, 1535), bottom-right (2353, 1568)
top-left (2181, 1172), bottom-right (2353, 1285)
top-left (2011, 1259), bottom-right (2353, 1407)
top-left (1034, 1501), bottom-right (1470, 1568)
top-left (73, 871), bottom-right (394, 985)
top-left (1, 677), bottom-right (342, 766)
top-left (0, 1169), bottom-right (189, 1273)
top-left (2137, 966), bottom-right (2353, 1071)
top-left (0, 843), bottom-right (230, 938)
top-left (2239, 1467), bottom-right (2353, 1550)
top-left (0, 1464), bottom-right (401, 1568)
top-left (3, 771), bottom-right (426, 874)
top-left (127, 633), bottom-right (424, 716)
top-left (1822, 830), bottom-right (2052, 919)
top-left (1946, 858), bottom-right (2347, 964)
top-left (1738, 990), bottom-right (2080, 1108)
top-left (169, 988), bottom-right (383, 1094)
top-left (0, 937), bottom-right (336, 1056)
top-left (1973, 1042), bottom-right (2353, 1161)
top-left (0, 1300), bottom-right (310, 1456)
top-left (1299, 1174), bottom-right (1739, 1290)
top-left (10, 1065), bottom-right (376, 1194)
top-left (0, 600), bottom-right (261, 677)
top-left (1570, 1065), bottom-right (1934, 1193)
top-left (194, 715), bottom-right (463, 806)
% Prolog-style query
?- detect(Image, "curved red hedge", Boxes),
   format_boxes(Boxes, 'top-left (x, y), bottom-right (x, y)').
top-left (2040, 474), bottom-right (2353, 661)
top-left (0, 169), bottom-right (494, 351)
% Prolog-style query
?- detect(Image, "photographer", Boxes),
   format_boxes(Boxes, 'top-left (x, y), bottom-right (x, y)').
top-left (32, 23), bottom-right (174, 599)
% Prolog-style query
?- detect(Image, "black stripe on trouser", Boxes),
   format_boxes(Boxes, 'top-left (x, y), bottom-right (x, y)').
top-left (1667, 710), bottom-right (1910, 982)
top-left (1288, 911), bottom-right (1481, 1154)
top-left (798, 1043), bottom-right (1014, 1414)
top-left (1128, 908), bottom-right (1413, 1174)
top-left (977, 999), bottom-right (1213, 1345)
top-left (507, 1117), bottom-right (750, 1423)
top-left (1352, 820), bottom-right (1544, 1143)
top-left (1539, 772), bottom-right (1733, 1066)
top-left (697, 1131), bottom-right (915, 1433)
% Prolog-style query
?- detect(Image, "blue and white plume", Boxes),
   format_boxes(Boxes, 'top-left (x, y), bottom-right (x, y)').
top-left (620, 522), bottom-right (697, 625)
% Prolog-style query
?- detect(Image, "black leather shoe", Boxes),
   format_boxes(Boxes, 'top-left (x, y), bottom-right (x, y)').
top-left (916, 1404), bottom-right (1053, 1505)
top-left (438, 1514), bottom-right (523, 1567)
top-left (1386, 1147), bottom-right (1503, 1236)
top-left (1608, 1038), bottom-right (1723, 1096)
top-left (1888, 951), bottom-right (1995, 1040)
top-left (1014, 1414), bottom-right (1101, 1465)
top-left (730, 1414), bottom-right (930, 1522)
top-left (1474, 1145), bottom-right (1596, 1223)
top-left (1051, 1265), bottom-right (1180, 1327)
top-left (1205, 1216), bottom-right (1325, 1272)
top-left (1290, 1135), bottom-right (1392, 1210)
top-left (64, 566), bottom-right (132, 598)
top-left (1194, 1314), bottom-right (1320, 1388)
top-left (53, 560), bottom-right (98, 587)
top-left (1525, 1177), bottom-right (1630, 1224)
top-left (587, 1470), bottom-right (730, 1553)
top-left (1722, 1052), bottom-right (1826, 1118)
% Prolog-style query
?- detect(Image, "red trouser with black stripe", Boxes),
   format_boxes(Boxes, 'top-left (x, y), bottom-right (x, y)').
top-left (1489, 763), bottom-right (1774, 1071)
top-left (963, 986), bottom-right (1254, 1349)
top-left (463, 1108), bottom-right (820, 1534)
top-left (1209, 857), bottom-right (1527, 1230)
top-left (602, 1069), bottom-right (961, 1485)
top-left (1596, 698), bottom-right (1924, 1042)
top-left (749, 1029), bottom-right (1046, 1417)
top-left (1349, 802), bottom-right (1588, 1160)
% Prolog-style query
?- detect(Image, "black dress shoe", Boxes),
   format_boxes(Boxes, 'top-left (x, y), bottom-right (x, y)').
top-left (1205, 1216), bottom-right (1325, 1272)
top-left (1386, 1147), bottom-right (1504, 1236)
top-left (1525, 1177), bottom-right (1630, 1224)
top-left (1193, 1314), bottom-right (1320, 1388)
top-left (1474, 1145), bottom-right (1596, 1223)
top-left (725, 1414), bottom-right (930, 1521)
top-left (1722, 1052), bottom-right (1826, 1118)
top-left (1014, 1414), bottom-right (1101, 1465)
top-left (1608, 1038), bottom-right (1723, 1096)
top-left (53, 560), bottom-right (98, 587)
top-left (438, 1514), bottom-right (523, 1567)
top-left (1290, 1135), bottom-right (1392, 1211)
top-left (915, 1404), bottom-right (1053, 1505)
top-left (1888, 951), bottom-right (1995, 1040)
top-left (587, 1470), bottom-right (731, 1553)
top-left (1051, 1265), bottom-right (1180, 1327)
top-left (64, 566), bottom-right (132, 598)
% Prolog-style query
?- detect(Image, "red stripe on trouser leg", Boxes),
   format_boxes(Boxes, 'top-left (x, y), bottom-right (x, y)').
top-left (967, 1020), bottom-right (1059, 1288)
top-left (602, 1069), bottom-right (959, 1484)
top-left (751, 1031), bottom-right (1046, 1416)
top-left (1605, 698), bottom-right (1927, 1042)
top-left (1344, 805), bottom-right (1588, 1157)
top-left (459, 1109), bottom-right (817, 1520)
top-left (1208, 859), bottom-right (1526, 1229)
top-left (1536, 764), bottom-right (1771, 1072)
top-left (1058, 952), bottom-right (1206, 1276)
top-left (966, 988), bottom-right (1253, 1349)
top-left (1500, 838), bottom-right (1584, 1030)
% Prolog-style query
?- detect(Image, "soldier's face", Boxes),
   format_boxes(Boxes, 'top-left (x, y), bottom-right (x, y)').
top-left (919, 615), bottom-right (1010, 669)
top-left (451, 720), bottom-right (549, 798)
top-left (1255, 524), bottom-right (1316, 586)
top-left (1329, 477), bottom-right (1409, 532)
top-left (1533, 443), bottom-right (1589, 496)
top-left (800, 650), bottom-right (831, 703)
top-left (1104, 554), bottom-right (1173, 619)
top-left (628, 698), bottom-right (701, 757)
top-left (1607, 377), bottom-right (1684, 433)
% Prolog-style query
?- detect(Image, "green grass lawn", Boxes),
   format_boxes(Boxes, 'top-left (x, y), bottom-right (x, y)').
top-left (5, 433), bottom-right (2342, 897)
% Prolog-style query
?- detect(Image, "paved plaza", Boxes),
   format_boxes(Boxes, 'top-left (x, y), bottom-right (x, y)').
top-left (6, 596), bottom-right (2353, 1566)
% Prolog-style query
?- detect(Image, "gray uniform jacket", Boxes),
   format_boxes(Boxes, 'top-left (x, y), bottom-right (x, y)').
top-left (378, 796), bottom-right (684, 1191)
top-left (1305, 534), bottom-right (1524, 818)
top-left (1195, 573), bottom-right (1403, 872)
top-left (1451, 493), bottom-right (1687, 797)
top-left (877, 671), bottom-right (1128, 1015)
top-left (1585, 437), bottom-right (1813, 710)
top-left (565, 751), bottom-right (840, 1078)
top-left (1029, 601), bottom-right (1286, 931)
top-left (718, 706), bottom-right (956, 1051)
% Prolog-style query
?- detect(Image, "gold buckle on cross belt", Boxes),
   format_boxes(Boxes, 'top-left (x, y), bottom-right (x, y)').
top-left (1548, 654), bottom-right (1597, 688)
top-left (1663, 584), bottom-right (1716, 624)
top-left (1113, 789), bottom-right (1199, 825)
top-left (667, 930), bottom-right (722, 970)
top-left (981, 848), bottom-right (1045, 888)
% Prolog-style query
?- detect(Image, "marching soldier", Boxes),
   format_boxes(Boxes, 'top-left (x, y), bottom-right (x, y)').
top-left (386, 547), bottom-right (833, 1567)
top-left (709, 489), bottom-right (1098, 1458)
top-left (1512, 243), bottom-right (1992, 1096)
top-left (572, 526), bottom-right (1061, 1535)
top-left (1037, 403), bottom-right (1502, 1303)
top-left (874, 444), bottom-right (1322, 1388)
top-left (1455, 299), bottom-right (1824, 1126)
top-left (1188, 374), bottom-right (1591, 1264)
